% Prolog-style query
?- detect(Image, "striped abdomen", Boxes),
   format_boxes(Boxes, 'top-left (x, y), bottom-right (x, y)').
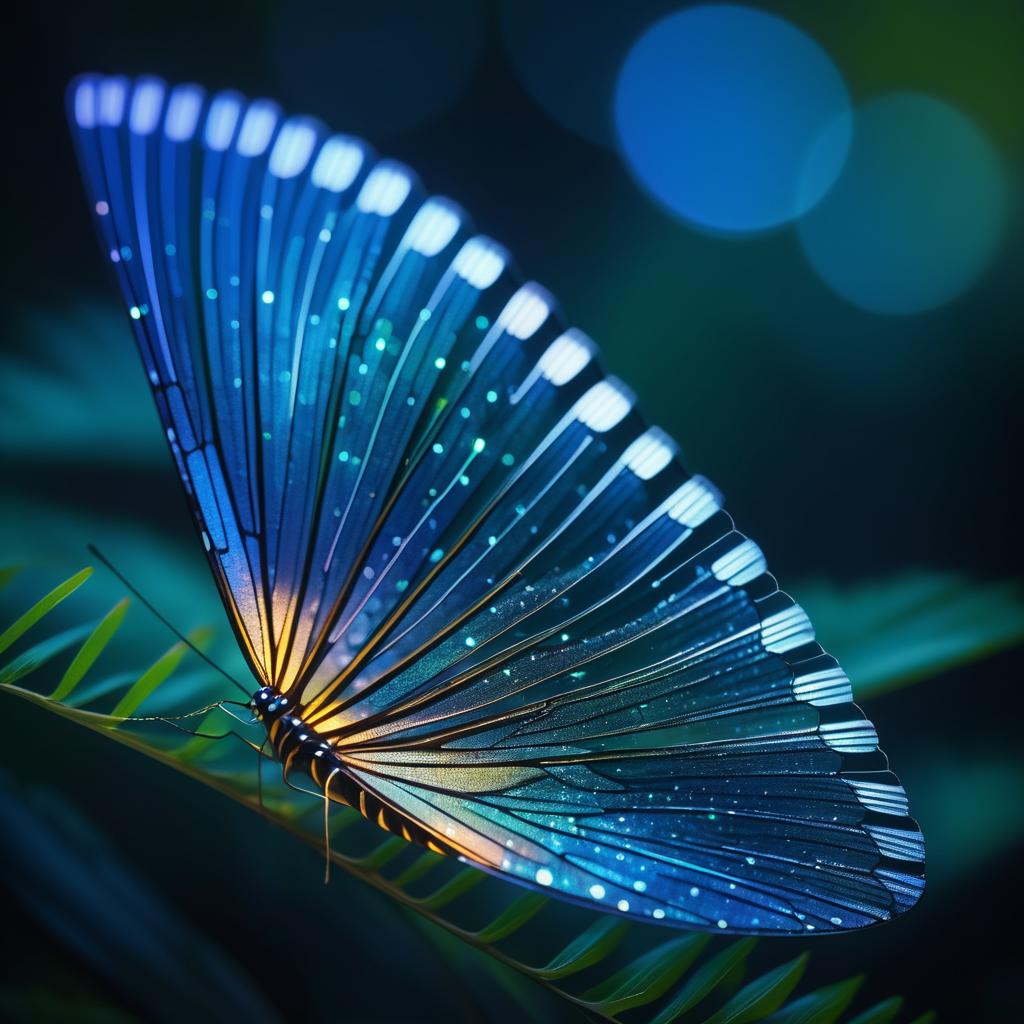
top-left (254, 686), bottom-right (454, 855)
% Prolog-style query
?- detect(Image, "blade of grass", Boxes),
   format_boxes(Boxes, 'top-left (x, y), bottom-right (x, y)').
top-left (111, 628), bottom-right (214, 719)
top-left (50, 598), bottom-right (129, 701)
top-left (702, 954), bottom-right (809, 1023)
top-left (0, 567), bottom-right (92, 656)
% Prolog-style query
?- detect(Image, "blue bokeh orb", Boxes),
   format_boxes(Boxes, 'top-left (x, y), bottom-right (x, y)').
top-left (614, 4), bottom-right (851, 233)
top-left (798, 94), bottom-right (1008, 315)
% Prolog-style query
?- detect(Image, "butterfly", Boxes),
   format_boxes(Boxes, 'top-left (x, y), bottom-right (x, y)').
top-left (67, 74), bottom-right (924, 934)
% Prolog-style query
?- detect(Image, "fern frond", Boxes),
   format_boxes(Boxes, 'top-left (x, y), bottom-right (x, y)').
top-left (0, 566), bottom-right (943, 1023)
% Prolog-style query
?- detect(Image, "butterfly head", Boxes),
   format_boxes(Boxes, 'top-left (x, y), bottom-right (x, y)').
top-left (250, 685), bottom-right (289, 723)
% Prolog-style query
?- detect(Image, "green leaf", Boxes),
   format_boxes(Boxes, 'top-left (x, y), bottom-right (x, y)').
top-left (0, 567), bottom-right (92, 657)
top-left (650, 939), bottom-right (756, 1024)
top-left (390, 849), bottom-right (444, 889)
top-left (760, 974), bottom-right (862, 1024)
top-left (585, 934), bottom-right (709, 1015)
top-left (702, 954), bottom-right (808, 1024)
top-left (847, 997), bottom-right (904, 1024)
top-left (0, 623), bottom-right (95, 686)
top-left (534, 916), bottom-right (629, 981)
top-left (413, 866), bottom-right (486, 911)
top-left (471, 892), bottom-right (548, 944)
top-left (111, 628), bottom-right (213, 719)
top-left (50, 598), bottom-right (129, 701)
top-left (349, 834), bottom-right (410, 871)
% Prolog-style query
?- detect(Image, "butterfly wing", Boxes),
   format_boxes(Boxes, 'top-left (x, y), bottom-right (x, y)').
top-left (68, 75), bottom-right (924, 933)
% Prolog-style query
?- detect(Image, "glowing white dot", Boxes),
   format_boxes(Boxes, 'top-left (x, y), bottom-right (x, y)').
top-left (129, 306), bottom-right (141, 320)
top-left (652, 908), bottom-right (666, 920)
top-left (165, 84), bottom-right (203, 142)
top-left (261, 290), bottom-right (275, 304)
top-left (633, 880), bottom-right (647, 892)
top-left (498, 284), bottom-right (551, 340)
top-left (95, 201), bottom-right (109, 216)
top-left (453, 236), bottom-right (507, 289)
top-left (617, 899), bottom-right (630, 913)
top-left (268, 118), bottom-right (317, 178)
top-left (405, 198), bottom-right (461, 257)
top-left (690, 887), bottom-right (700, 897)
top-left (589, 884), bottom-right (606, 900)
top-left (535, 868), bottom-right (553, 886)
top-left (312, 135), bottom-right (365, 192)
top-left (337, 296), bottom-right (351, 310)
top-left (717, 919), bottom-right (728, 929)
top-left (356, 162), bottom-right (412, 216)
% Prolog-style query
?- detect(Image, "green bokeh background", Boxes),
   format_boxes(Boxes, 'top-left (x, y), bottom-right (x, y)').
top-left (2, 2), bottom-right (1022, 1020)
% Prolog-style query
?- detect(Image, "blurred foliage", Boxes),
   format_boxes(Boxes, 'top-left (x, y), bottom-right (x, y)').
top-left (0, 304), bottom-right (162, 466)
top-left (908, 755), bottom-right (1024, 890)
top-left (0, 771), bottom-right (279, 1024)
top-left (0, 990), bottom-right (138, 1024)
top-left (797, 572), bottom-right (1024, 699)
top-left (0, 564), bottom-right (948, 1023)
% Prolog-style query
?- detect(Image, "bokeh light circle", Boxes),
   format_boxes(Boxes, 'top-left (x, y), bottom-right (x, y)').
top-left (798, 94), bottom-right (1008, 315)
top-left (270, 0), bottom-right (484, 138)
top-left (613, 4), bottom-right (851, 233)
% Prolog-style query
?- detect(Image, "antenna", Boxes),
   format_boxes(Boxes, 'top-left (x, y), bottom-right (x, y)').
top-left (87, 543), bottom-right (251, 697)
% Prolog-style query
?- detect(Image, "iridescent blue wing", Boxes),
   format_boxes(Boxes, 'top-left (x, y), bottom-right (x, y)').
top-left (68, 75), bottom-right (924, 934)
top-left (69, 74), bottom-right (439, 684)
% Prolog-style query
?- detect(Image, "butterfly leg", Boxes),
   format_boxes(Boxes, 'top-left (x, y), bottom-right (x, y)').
top-left (322, 767), bottom-right (342, 884)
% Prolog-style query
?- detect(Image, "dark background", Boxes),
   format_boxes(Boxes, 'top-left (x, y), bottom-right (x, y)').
top-left (2, 2), bottom-right (1022, 1021)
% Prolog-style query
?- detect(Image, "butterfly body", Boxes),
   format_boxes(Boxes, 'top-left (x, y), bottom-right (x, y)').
top-left (67, 74), bottom-right (925, 934)
top-left (253, 685), bottom-right (461, 854)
